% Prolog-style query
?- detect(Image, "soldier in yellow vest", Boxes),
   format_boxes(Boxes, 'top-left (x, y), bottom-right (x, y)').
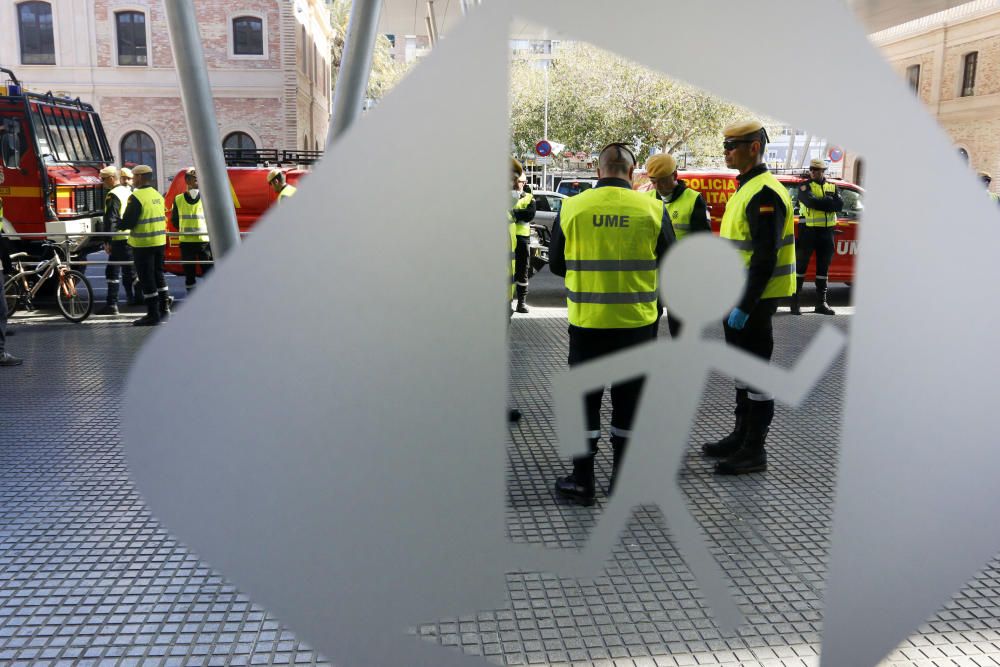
top-left (119, 165), bottom-right (170, 326)
top-left (268, 169), bottom-right (297, 202)
top-left (96, 166), bottom-right (136, 315)
top-left (791, 158), bottom-right (842, 315)
top-left (645, 153), bottom-right (711, 337)
top-left (171, 168), bottom-right (212, 293)
top-left (704, 119), bottom-right (796, 475)
top-left (549, 143), bottom-right (675, 505)
top-left (511, 168), bottom-right (536, 313)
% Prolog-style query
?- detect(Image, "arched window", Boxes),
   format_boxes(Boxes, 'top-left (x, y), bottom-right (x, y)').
top-left (18, 1), bottom-right (55, 65)
top-left (116, 11), bottom-right (147, 66)
top-left (232, 16), bottom-right (264, 56)
top-left (223, 132), bottom-right (256, 152)
top-left (121, 131), bottom-right (157, 182)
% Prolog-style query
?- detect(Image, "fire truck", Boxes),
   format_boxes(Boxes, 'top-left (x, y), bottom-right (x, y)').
top-left (161, 149), bottom-right (318, 275)
top-left (634, 168), bottom-right (864, 283)
top-left (0, 68), bottom-right (113, 259)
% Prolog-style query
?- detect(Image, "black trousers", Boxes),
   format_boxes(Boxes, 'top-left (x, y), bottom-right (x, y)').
top-left (132, 245), bottom-right (167, 299)
top-left (569, 324), bottom-right (656, 435)
top-left (723, 299), bottom-right (779, 398)
top-left (796, 224), bottom-right (835, 285)
top-left (513, 235), bottom-right (530, 291)
top-left (0, 270), bottom-right (7, 355)
top-left (180, 241), bottom-right (213, 288)
top-left (105, 240), bottom-right (134, 304)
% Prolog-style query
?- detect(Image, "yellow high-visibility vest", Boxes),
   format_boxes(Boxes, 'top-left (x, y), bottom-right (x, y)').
top-left (560, 186), bottom-right (665, 328)
top-left (720, 170), bottom-right (796, 299)
top-left (800, 180), bottom-right (838, 227)
top-left (106, 185), bottom-right (131, 241)
top-left (510, 192), bottom-right (534, 237)
top-left (128, 187), bottom-right (166, 248)
top-left (174, 194), bottom-right (208, 243)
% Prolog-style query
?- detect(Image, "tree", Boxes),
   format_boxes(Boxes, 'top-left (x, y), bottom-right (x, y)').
top-left (329, 0), bottom-right (407, 103)
top-left (511, 43), bottom-right (760, 167)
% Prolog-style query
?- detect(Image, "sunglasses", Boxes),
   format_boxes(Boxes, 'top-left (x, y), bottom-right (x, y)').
top-left (723, 139), bottom-right (756, 151)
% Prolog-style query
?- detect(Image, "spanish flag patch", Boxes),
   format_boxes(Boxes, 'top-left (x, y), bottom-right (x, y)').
top-left (758, 205), bottom-right (775, 213)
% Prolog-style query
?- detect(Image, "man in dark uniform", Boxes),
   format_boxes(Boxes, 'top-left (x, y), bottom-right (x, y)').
top-left (703, 119), bottom-right (796, 475)
top-left (549, 143), bottom-right (675, 505)
top-left (791, 158), bottom-right (842, 315)
top-left (96, 166), bottom-right (136, 315)
top-left (119, 165), bottom-right (170, 326)
top-left (645, 153), bottom-right (711, 337)
top-left (511, 170), bottom-right (535, 313)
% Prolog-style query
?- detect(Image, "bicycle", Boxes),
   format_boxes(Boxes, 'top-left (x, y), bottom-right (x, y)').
top-left (4, 242), bottom-right (94, 322)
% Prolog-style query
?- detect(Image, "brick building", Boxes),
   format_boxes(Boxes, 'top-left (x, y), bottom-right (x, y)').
top-left (865, 0), bottom-right (1000, 190)
top-left (1, 0), bottom-right (332, 191)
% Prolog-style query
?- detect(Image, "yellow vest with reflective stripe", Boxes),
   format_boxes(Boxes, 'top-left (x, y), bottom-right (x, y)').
top-left (800, 180), bottom-right (838, 227)
top-left (720, 170), bottom-right (796, 299)
top-left (511, 192), bottom-right (533, 237)
top-left (508, 221), bottom-right (516, 299)
top-left (561, 186), bottom-right (664, 329)
top-left (128, 187), bottom-right (167, 248)
top-left (175, 193), bottom-right (208, 243)
top-left (278, 184), bottom-right (297, 202)
top-left (106, 185), bottom-right (131, 241)
top-left (648, 186), bottom-right (701, 241)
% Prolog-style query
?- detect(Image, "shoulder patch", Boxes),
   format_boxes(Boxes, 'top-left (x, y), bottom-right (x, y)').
top-left (758, 205), bottom-right (775, 213)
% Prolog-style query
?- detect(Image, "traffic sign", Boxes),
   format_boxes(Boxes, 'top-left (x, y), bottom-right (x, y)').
top-left (535, 140), bottom-right (552, 157)
top-left (828, 146), bottom-right (844, 162)
top-left (535, 156), bottom-right (552, 165)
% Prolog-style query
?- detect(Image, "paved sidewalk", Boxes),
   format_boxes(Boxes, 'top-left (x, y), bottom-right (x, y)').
top-left (0, 271), bottom-right (998, 666)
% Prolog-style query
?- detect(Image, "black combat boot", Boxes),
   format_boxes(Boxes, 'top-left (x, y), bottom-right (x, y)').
top-left (515, 285), bottom-right (529, 314)
top-left (715, 400), bottom-right (772, 475)
top-left (555, 439), bottom-right (598, 506)
top-left (158, 290), bottom-right (171, 320)
top-left (97, 279), bottom-right (120, 315)
top-left (814, 278), bottom-right (835, 315)
top-left (790, 277), bottom-right (803, 315)
top-left (702, 388), bottom-right (748, 457)
top-left (607, 435), bottom-right (627, 496)
top-left (132, 296), bottom-right (161, 327)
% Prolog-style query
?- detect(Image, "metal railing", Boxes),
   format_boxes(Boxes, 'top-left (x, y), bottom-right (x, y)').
top-left (5, 231), bottom-right (250, 267)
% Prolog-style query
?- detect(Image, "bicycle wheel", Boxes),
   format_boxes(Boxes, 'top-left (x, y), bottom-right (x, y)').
top-left (3, 277), bottom-right (24, 316)
top-left (55, 270), bottom-right (94, 322)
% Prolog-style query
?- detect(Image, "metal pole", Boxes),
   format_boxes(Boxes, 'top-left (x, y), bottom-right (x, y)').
top-left (542, 59), bottom-right (549, 191)
top-left (426, 1), bottom-right (440, 44)
top-left (164, 0), bottom-right (240, 260)
top-left (425, 17), bottom-right (436, 46)
top-left (330, 0), bottom-right (383, 142)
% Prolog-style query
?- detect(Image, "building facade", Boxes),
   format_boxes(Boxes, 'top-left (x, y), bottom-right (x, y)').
top-left (869, 0), bottom-right (1000, 190)
top-left (1, 0), bottom-right (332, 191)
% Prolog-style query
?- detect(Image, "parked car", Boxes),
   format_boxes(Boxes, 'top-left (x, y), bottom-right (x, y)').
top-left (556, 178), bottom-right (598, 197)
top-left (528, 190), bottom-right (565, 232)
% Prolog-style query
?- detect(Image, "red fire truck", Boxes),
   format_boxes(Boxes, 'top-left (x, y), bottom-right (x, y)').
top-left (161, 149), bottom-right (317, 275)
top-left (0, 68), bottom-right (113, 259)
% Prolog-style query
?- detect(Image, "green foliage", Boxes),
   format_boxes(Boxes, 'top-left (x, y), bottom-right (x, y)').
top-left (511, 43), bottom-right (762, 167)
top-left (329, 0), bottom-right (407, 102)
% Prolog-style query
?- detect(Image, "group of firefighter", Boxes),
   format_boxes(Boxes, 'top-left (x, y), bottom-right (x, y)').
top-left (507, 119), bottom-right (847, 505)
top-left (96, 165), bottom-right (296, 326)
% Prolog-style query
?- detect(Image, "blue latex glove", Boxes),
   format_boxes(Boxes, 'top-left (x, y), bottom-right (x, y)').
top-left (727, 307), bottom-right (749, 330)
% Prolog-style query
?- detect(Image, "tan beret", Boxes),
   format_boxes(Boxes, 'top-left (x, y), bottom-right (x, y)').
top-left (185, 167), bottom-right (197, 177)
top-left (119, 167), bottom-right (133, 178)
top-left (809, 158), bottom-right (827, 170)
top-left (646, 154), bottom-right (677, 179)
top-left (267, 168), bottom-right (284, 183)
top-left (723, 119), bottom-right (765, 139)
top-left (132, 165), bottom-right (152, 175)
top-left (99, 166), bottom-right (118, 178)
top-left (511, 158), bottom-right (523, 176)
